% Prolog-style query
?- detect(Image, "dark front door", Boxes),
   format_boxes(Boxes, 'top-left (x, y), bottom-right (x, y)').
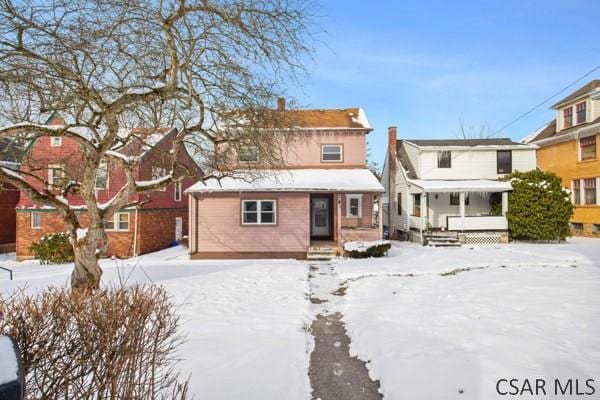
top-left (310, 195), bottom-right (332, 238)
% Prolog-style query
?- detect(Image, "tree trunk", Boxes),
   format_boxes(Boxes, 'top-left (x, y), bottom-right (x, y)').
top-left (70, 229), bottom-right (105, 290)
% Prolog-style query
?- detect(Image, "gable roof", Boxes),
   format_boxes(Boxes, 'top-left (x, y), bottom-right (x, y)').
top-left (401, 138), bottom-right (527, 147)
top-left (527, 116), bottom-right (600, 143)
top-left (280, 108), bottom-right (371, 130)
top-left (552, 80), bottom-right (600, 108)
top-left (117, 127), bottom-right (176, 158)
top-left (397, 143), bottom-right (417, 179)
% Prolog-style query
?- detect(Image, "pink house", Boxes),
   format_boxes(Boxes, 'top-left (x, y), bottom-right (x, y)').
top-left (186, 100), bottom-right (384, 259)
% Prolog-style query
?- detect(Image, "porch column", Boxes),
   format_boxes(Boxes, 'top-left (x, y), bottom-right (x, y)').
top-left (378, 195), bottom-right (383, 238)
top-left (336, 194), bottom-right (342, 245)
top-left (420, 193), bottom-right (427, 244)
top-left (501, 192), bottom-right (509, 215)
top-left (459, 192), bottom-right (466, 231)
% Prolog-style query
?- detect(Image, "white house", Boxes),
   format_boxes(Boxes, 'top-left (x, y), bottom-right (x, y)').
top-left (381, 127), bottom-right (538, 245)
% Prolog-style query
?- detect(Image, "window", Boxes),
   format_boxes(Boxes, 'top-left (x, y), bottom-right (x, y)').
top-left (241, 200), bottom-right (276, 225)
top-left (584, 178), bottom-right (596, 205)
top-left (31, 212), bottom-right (42, 229)
top-left (238, 146), bottom-right (258, 162)
top-left (50, 136), bottom-right (61, 147)
top-left (449, 192), bottom-right (469, 206)
top-left (397, 193), bottom-right (402, 215)
top-left (48, 164), bottom-right (66, 188)
top-left (563, 107), bottom-right (573, 128)
top-left (580, 136), bottom-right (596, 161)
top-left (570, 222), bottom-right (583, 232)
top-left (104, 212), bottom-right (130, 231)
top-left (593, 224), bottom-right (600, 234)
top-left (174, 181), bottom-right (182, 201)
top-left (576, 102), bottom-right (586, 124)
top-left (437, 150), bottom-right (451, 168)
top-left (346, 194), bottom-right (363, 218)
top-left (497, 150), bottom-right (512, 174)
top-left (573, 179), bottom-right (581, 205)
top-left (151, 167), bottom-right (167, 191)
top-left (412, 193), bottom-right (421, 217)
top-left (95, 161), bottom-right (109, 189)
top-left (321, 145), bottom-right (343, 162)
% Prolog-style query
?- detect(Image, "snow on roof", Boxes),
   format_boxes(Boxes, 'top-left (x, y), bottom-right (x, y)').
top-left (0, 336), bottom-right (18, 386)
top-left (521, 121), bottom-right (553, 144)
top-left (409, 179), bottom-right (512, 193)
top-left (186, 169), bottom-right (384, 193)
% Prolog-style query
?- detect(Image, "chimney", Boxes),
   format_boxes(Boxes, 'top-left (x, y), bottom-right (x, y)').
top-left (388, 126), bottom-right (398, 239)
top-left (277, 97), bottom-right (285, 111)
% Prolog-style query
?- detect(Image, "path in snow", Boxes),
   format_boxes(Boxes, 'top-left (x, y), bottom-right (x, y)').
top-left (307, 262), bottom-right (382, 400)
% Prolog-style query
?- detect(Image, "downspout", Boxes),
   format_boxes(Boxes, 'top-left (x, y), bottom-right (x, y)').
top-left (132, 207), bottom-right (139, 257)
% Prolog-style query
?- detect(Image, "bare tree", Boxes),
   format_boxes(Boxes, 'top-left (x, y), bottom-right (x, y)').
top-left (0, 0), bottom-right (315, 289)
top-left (456, 119), bottom-right (495, 139)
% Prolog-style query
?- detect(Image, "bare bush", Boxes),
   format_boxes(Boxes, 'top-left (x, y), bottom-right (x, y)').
top-left (0, 285), bottom-right (189, 399)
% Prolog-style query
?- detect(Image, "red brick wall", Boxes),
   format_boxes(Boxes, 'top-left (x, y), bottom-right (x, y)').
top-left (0, 183), bottom-right (19, 244)
top-left (136, 208), bottom-right (188, 255)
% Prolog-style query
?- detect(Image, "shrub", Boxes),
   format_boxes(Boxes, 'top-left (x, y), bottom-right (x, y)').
top-left (502, 170), bottom-right (574, 241)
top-left (29, 233), bottom-right (74, 264)
top-left (0, 286), bottom-right (189, 400)
top-left (344, 240), bottom-right (391, 258)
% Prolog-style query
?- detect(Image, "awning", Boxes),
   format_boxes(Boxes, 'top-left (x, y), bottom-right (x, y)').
top-left (409, 179), bottom-right (512, 193)
top-left (186, 169), bottom-right (385, 193)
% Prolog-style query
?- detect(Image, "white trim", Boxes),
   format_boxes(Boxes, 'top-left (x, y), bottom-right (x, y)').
top-left (345, 194), bottom-right (363, 218)
top-left (320, 144), bottom-right (343, 163)
top-left (174, 181), bottom-right (182, 201)
top-left (105, 212), bottom-right (130, 232)
top-left (31, 212), bottom-right (42, 229)
top-left (47, 164), bottom-right (63, 186)
top-left (241, 199), bottom-right (277, 225)
top-left (50, 136), bottom-right (62, 147)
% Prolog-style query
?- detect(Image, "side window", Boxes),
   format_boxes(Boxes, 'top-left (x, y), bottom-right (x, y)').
top-left (346, 194), bottom-right (362, 218)
top-left (321, 145), bottom-right (343, 162)
top-left (31, 212), bottom-right (42, 229)
top-left (241, 200), bottom-right (276, 225)
top-left (497, 150), bottom-right (512, 174)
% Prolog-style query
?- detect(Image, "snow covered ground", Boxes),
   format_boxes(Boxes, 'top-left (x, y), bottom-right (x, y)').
top-left (1, 238), bottom-right (599, 399)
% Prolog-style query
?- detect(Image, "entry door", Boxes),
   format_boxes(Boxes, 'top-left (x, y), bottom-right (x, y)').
top-left (175, 217), bottom-right (183, 241)
top-left (311, 197), bottom-right (330, 237)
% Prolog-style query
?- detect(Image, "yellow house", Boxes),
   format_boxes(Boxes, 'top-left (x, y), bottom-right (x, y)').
top-left (525, 80), bottom-right (600, 237)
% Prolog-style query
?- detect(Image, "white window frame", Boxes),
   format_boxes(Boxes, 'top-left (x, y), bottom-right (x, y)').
top-left (241, 199), bottom-right (277, 225)
top-left (48, 164), bottom-right (64, 187)
top-left (174, 181), bottom-right (182, 201)
top-left (31, 212), bottom-right (42, 229)
top-left (95, 161), bottom-right (109, 190)
top-left (105, 212), bottom-right (130, 232)
top-left (321, 144), bottom-right (343, 163)
top-left (238, 146), bottom-right (259, 163)
top-left (151, 167), bottom-right (167, 191)
top-left (346, 194), bottom-right (363, 218)
top-left (50, 136), bottom-right (62, 147)
top-left (578, 135), bottom-right (597, 162)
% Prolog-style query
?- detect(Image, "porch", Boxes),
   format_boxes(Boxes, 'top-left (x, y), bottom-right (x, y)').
top-left (407, 179), bottom-right (512, 245)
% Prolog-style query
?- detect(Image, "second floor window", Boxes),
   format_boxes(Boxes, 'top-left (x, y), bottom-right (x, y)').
top-left (239, 146), bottom-right (258, 162)
top-left (576, 102), bottom-right (586, 124)
top-left (174, 181), bottom-right (182, 201)
top-left (584, 178), bottom-right (596, 205)
top-left (321, 144), bottom-right (343, 162)
top-left (152, 167), bottom-right (168, 191)
top-left (573, 180), bottom-right (581, 205)
top-left (563, 107), bottom-right (573, 128)
top-left (48, 164), bottom-right (66, 188)
top-left (95, 161), bottom-right (108, 189)
top-left (50, 136), bottom-right (62, 147)
top-left (497, 150), bottom-right (512, 174)
top-left (437, 150), bottom-right (451, 168)
top-left (580, 136), bottom-right (596, 161)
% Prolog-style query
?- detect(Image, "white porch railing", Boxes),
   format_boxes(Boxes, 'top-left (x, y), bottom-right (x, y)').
top-left (447, 215), bottom-right (507, 231)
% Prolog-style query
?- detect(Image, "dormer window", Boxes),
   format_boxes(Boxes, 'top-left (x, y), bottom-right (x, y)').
top-left (563, 107), bottom-right (573, 128)
top-left (576, 102), bottom-right (586, 124)
top-left (437, 151), bottom-right (451, 168)
top-left (321, 144), bottom-right (343, 162)
top-left (50, 136), bottom-right (62, 147)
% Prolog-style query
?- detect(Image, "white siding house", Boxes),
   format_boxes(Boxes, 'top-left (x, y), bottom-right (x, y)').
top-left (382, 128), bottom-right (537, 244)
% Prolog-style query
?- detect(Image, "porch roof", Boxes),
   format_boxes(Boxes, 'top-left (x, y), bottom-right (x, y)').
top-left (409, 179), bottom-right (512, 193)
top-left (186, 169), bottom-right (384, 193)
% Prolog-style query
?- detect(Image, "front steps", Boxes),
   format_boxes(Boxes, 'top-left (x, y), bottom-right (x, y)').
top-left (425, 232), bottom-right (461, 247)
top-left (307, 244), bottom-right (338, 261)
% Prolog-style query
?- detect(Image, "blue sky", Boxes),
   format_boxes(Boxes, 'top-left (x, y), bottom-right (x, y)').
top-left (289, 0), bottom-right (600, 166)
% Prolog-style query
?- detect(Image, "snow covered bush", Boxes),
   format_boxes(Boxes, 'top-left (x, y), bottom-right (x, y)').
top-left (502, 170), bottom-right (573, 242)
top-left (0, 286), bottom-right (189, 399)
top-left (344, 240), bottom-right (391, 258)
top-left (29, 233), bottom-right (74, 265)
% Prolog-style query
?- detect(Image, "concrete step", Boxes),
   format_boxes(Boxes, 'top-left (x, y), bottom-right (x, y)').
top-left (427, 240), bottom-right (462, 247)
top-left (307, 247), bottom-right (337, 261)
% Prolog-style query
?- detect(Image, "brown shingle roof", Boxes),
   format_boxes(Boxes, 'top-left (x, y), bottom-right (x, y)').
top-left (279, 108), bottom-right (370, 129)
top-left (530, 116), bottom-right (600, 143)
top-left (552, 80), bottom-right (600, 108)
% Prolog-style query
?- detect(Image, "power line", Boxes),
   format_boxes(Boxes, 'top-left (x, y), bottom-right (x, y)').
top-left (492, 63), bottom-right (600, 136)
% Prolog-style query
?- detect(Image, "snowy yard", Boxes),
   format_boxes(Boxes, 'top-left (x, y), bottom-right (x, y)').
top-left (1, 238), bottom-right (599, 399)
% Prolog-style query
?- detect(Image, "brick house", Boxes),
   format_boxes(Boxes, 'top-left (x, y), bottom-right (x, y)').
top-left (15, 114), bottom-right (202, 260)
top-left (186, 99), bottom-right (384, 260)
top-left (0, 138), bottom-right (24, 253)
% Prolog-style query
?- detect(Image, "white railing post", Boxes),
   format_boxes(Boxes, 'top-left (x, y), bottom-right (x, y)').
top-left (501, 192), bottom-right (509, 215)
top-left (459, 192), bottom-right (466, 231)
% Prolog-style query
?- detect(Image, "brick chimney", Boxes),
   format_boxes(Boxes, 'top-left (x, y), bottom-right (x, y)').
top-left (277, 97), bottom-right (285, 111)
top-left (388, 126), bottom-right (398, 239)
